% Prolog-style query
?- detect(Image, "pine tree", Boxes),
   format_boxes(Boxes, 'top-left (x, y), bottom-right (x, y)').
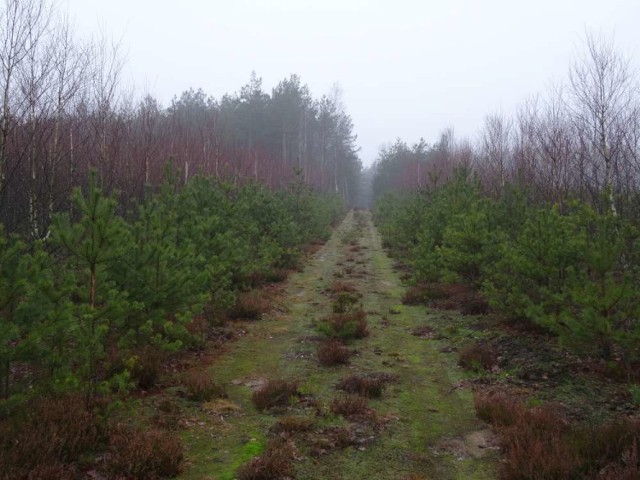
top-left (0, 229), bottom-right (37, 400)
top-left (51, 172), bottom-right (132, 400)
top-left (111, 181), bottom-right (211, 351)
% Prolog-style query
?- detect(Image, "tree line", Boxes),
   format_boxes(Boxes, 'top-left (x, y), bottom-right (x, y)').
top-left (373, 33), bottom-right (639, 219)
top-left (0, 0), bottom-right (361, 238)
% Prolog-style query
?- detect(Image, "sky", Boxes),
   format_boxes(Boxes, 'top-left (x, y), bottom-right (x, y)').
top-left (64, 0), bottom-right (640, 166)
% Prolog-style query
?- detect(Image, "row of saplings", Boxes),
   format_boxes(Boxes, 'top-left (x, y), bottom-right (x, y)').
top-left (235, 228), bottom-right (391, 479)
top-left (0, 171), bottom-right (342, 479)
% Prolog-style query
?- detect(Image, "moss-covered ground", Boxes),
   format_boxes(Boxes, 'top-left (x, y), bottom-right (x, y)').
top-left (178, 211), bottom-right (498, 480)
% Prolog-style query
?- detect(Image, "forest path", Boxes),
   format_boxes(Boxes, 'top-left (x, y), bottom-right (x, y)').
top-left (180, 211), bottom-right (498, 480)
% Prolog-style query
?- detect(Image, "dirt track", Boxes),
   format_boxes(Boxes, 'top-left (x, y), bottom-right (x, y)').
top-left (180, 210), bottom-right (498, 480)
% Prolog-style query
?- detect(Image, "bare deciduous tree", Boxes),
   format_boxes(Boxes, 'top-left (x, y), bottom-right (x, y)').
top-left (568, 31), bottom-right (638, 214)
top-left (480, 113), bottom-right (512, 195)
top-left (0, 0), bottom-right (50, 200)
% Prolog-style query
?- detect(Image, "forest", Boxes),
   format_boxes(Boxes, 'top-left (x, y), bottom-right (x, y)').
top-left (1, 0), bottom-right (640, 478)
top-left (373, 32), bottom-right (640, 360)
top-left (0, 0), bottom-right (360, 238)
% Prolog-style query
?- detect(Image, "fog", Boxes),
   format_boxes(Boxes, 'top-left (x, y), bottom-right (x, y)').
top-left (65, 0), bottom-right (640, 165)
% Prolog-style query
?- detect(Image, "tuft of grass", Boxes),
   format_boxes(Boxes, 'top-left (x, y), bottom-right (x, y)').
top-left (332, 292), bottom-right (361, 314)
top-left (474, 391), bottom-right (521, 427)
top-left (317, 339), bottom-right (352, 366)
top-left (202, 399), bottom-right (242, 415)
top-left (236, 437), bottom-right (295, 480)
top-left (329, 280), bottom-right (358, 295)
top-left (307, 426), bottom-right (356, 456)
top-left (411, 325), bottom-right (435, 339)
top-left (182, 371), bottom-right (226, 402)
top-left (151, 398), bottom-right (183, 431)
top-left (251, 379), bottom-right (300, 411)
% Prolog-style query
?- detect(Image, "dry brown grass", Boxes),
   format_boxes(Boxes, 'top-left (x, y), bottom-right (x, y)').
top-left (270, 415), bottom-right (315, 434)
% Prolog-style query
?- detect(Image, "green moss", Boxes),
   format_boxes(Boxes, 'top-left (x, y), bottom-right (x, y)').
top-left (389, 304), bottom-right (403, 314)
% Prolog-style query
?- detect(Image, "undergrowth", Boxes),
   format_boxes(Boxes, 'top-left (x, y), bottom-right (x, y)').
top-left (106, 425), bottom-right (184, 479)
top-left (475, 391), bottom-right (640, 479)
top-left (0, 394), bottom-right (185, 480)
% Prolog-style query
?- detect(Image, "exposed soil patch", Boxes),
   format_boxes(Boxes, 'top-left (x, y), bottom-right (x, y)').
top-left (432, 429), bottom-right (499, 460)
top-left (411, 325), bottom-right (435, 339)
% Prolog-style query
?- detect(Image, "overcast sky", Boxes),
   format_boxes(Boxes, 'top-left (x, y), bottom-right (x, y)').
top-left (64, 0), bottom-right (640, 166)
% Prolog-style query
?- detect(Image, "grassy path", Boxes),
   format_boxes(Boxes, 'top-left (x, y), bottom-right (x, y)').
top-left (179, 211), bottom-right (498, 480)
